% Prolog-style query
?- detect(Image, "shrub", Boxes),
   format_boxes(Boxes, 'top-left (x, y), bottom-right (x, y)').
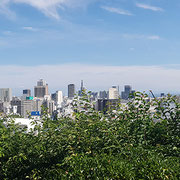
top-left (0, 92), bottom-right (179, 179)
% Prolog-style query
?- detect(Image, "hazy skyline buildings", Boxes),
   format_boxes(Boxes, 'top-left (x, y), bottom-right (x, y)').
top-left (78, 80), bottom-right (85, 96)
top-left (121, 85), bottom-right (135, 100)
top-left (34, 79), bottom-right (48, 98)
top-left (108, 87), bottom-right (119, 99)
top-left (99, 91), bottom-right (108, 99)
top-left (0, 88), bottom-right (12, 102)
top-left (23, 89), bottom-right (31, 97)
top-left (68, 84), bottom-right (75, 98)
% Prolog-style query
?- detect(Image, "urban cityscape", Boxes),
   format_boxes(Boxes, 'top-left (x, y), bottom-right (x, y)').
top-left (0, 78), bottom-right (174, 121)
top-left (0, 0), bottom-right (180, 178)
top-left (0, 79), bottom-right (137, 118)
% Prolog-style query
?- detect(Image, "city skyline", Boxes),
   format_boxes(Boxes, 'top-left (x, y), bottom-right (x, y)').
top-left (0, 0), bottom-right (180, 94)
top-left (0, 64), bottom-right (180, 96)
top-left (0, 77), bottom-right (178, 98)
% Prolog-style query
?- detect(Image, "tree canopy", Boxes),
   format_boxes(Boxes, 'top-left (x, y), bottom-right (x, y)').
top-left (0, 92), bottom-right (179, 179)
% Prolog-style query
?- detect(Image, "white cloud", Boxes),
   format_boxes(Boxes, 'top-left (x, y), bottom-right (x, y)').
top-left (0, 64), bottom-right (180, 95)
top-left (122, 34), bottom-right (161, 40)
top-left (22, 27), bottom-right (38, 32)
top-left (147, 35), bottom-right (160, 40)
top-left (101, 6), bottom-right (133, 16)
top-left (0, 0), bottom-right (95, 20)
top-left (0, 0), bottom-right (17, 19)
top-left (136, 3), bottom-right (164, 12)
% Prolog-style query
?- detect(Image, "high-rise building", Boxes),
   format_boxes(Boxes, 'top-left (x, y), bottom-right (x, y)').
top-left (23, 89), bottom-right (31, 97)
top-left (96, 99), bottom-right (120, 113)
top-left (11, 97), bottom-right (22, 115)
top-left (78, 80), bottom-right (85, 96)
top-left (99, 91), bottom-right (108, 99)
top-left (52, 91), bottom-right (63, 106)
top-left (56, 91), bottom-right (63, 105)
top-left (121, 85), bottom-right (135, 100)
top-left (34, 79), bottom-right (48, 98)
top-left (68, 84), bottom-right (75, 98)
top-left (125, 85), bottom-right (132, 94)
top-left (42, 99), bottom-right (55, 115)
top-left (21, 99), bottom-right (36, 118)
top-left (108, 87), bottom-right (119, 99)
top-left (37, 79), bottom-right (46, 86)
top-left (0, 88), bottom-right (12, 102)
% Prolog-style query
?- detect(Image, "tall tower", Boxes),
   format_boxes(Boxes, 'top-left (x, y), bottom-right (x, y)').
top-left (78, 80), bottom-right (85, 96)
top-left (34, 79), bottom-right (48, 98)
top-left (121, 85), bottom-right (133, 100)
top-left (81, 80), bottom-right (84, 92)
top-left (68, 84), bottom-right (75, 98)
top-left (125, 85), bottom-right (132, 94)
top-left (0, 88), bottom-right (12, 102)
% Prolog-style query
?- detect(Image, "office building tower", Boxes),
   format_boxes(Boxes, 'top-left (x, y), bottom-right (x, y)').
top-left (21, 99), bottom-right (36, 118)
top-left (68, 84), bottom-right (75, 98)
top-left (0, 88), bottom-right (12, 102)
top-left (125, 85), bottom-right (132, 94)
top-left (11, 97), bottom-right (22, 115)
top-left (81, 80), bottom-right (84, 92)
top-left (108, 87), bottom-right (119, 99)
top-left (34, 79), bottom-right (48, 98)
top-left (42, 99), bottom-right (55, 115)
top-left (23, 89), bottom-right (31, 97)
top-left (37, 79), bottom-right (46, 86)
top-left (34, 99), bottom-right (43, 112)
top-left (56, 91), bottom-right (63, 105)
top-left (96, 99), bottom-right (120, 113)
top-left (52, 91), bottom-right (63, 106)
top-left (121, 85), bottom-right (135, 100)
top-left (51, 93), bottom-right (56, 101)
top-left (78, 80), bottom-right (85, 96)
top-left (99, 91), bottom-right (108, 99)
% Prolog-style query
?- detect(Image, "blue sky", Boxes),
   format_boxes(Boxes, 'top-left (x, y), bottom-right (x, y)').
top-left (0, 0), bottom-right (180, 94)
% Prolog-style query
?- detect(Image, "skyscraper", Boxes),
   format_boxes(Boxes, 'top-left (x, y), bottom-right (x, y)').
top-left (99, 91), bottom-right (108, 99)
top-left (0, 88), bottom-right (12, 102)
top-left (34, 79), bottom-right (48, 98)
top-left (78, 80), bottom-right (85, 96)
top-left (81, 80), bottom-right (83, 92)
top-left (125, 85), bottom-right (132, 94)
top-left (108, 87), bottom-right (119, 99)
top-left (68, 84), bottom-right (75, 98)
top-left (52, 91), bottom-right (63, 106)
top-left (121, 85), bottom-right (134, 100)
top-left (23, 89), bottom-right (31, 97)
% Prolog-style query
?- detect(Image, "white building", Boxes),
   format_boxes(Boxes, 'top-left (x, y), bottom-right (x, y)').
top-left (51, 91), bottom-right (63, 107)
top-left (56, 91), bottom-right (63, 106)
top-left (108, 87), bottom-right (119, 99)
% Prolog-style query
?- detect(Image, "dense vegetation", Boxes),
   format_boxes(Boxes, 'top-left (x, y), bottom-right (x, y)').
top-left (0, 92), bottom-right (179, 179)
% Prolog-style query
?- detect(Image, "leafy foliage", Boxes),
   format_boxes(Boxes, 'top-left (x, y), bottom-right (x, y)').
top-left (0, 92), bottom-right (179, 179)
